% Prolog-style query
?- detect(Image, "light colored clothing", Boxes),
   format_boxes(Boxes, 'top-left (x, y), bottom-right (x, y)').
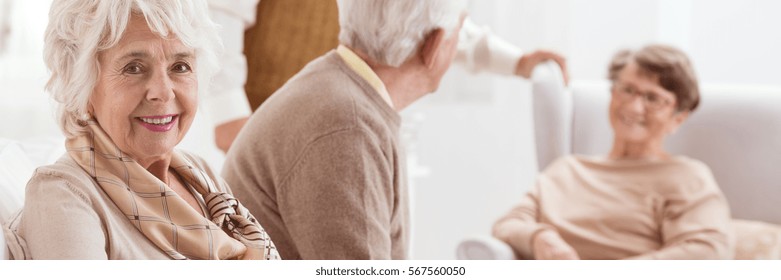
top-left (222, 50), bottom-right (409, 260)
top-left (204, 0), bottom-right (258, 125)
top-left (456, 18), bottom-right (524, 75)
top-left (207, 0), bottom-right (522, 120)
top-left (336, 45), bottom-right (393, 108)
top-left (3, 141), bottom-right (272, 260)
top-left (69, 121), bottom-right (276, 260)
top-left (495, 155), bottom-right (732, 260)
top-left (208, 0), bottom-right (258, 24)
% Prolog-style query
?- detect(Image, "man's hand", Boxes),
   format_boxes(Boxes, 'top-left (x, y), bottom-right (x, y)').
top-left (532, 230), bottom-right (580, 260)
top-left (215, 117), bottom-right (248, 153)
top-left (515, 50), bottom-right (569, 85)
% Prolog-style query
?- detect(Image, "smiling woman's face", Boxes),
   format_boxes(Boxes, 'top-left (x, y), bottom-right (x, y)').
top-left (609, 61), bottom-right (686, 145)
top-left (90, 14), bottom-right (197, 166)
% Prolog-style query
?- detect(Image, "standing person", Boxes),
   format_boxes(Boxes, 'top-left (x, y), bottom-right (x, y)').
top-left (206, 0), bottom-right (568, 153)
top-left (222, 0), bottom-right (471, 259)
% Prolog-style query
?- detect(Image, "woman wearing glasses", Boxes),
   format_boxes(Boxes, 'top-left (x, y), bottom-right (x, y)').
top-left (492, 45), bottom-right (731, 260)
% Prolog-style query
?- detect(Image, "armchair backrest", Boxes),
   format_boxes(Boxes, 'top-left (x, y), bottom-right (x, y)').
top-left (531, 62), bottom-right (781, 224)
top-left (0, 139), bottom-right (36, 260)
top-left (1, 224), bottom-right (6, 260)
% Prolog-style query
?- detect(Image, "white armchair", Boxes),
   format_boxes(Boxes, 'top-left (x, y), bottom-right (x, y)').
top-left (0, 140), bottom-right (35, 260)
top-left (456, 61), bottom-right (781, 259)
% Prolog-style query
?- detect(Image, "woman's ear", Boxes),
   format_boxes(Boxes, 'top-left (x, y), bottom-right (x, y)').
top-left (668, 110), bottom-right (690, 135)
top-left (419, 28), bottom-right (445, 69)
top-left (85, 100), bottom-right (95, 120)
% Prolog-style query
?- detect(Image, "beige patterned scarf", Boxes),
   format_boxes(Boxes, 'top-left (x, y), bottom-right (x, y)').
top-left (65, 120), bottom-right (280, 260)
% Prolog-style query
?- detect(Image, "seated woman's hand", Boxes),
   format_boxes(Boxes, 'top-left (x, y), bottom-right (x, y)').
top-left (532, 230), bottom-right (580, 260)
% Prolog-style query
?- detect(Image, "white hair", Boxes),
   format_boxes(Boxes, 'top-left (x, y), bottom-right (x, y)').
top-left (336, 0), bottom-right (467, 67)
top-left (44, 0), bottom-right (221, 138)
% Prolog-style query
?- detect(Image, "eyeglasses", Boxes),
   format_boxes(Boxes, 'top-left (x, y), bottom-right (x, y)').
top-left (611, 81), bottom-right (675, 111)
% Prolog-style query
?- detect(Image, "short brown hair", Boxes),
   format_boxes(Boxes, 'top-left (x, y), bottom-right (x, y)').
top-left (608, 45), bottom-right (700, 112)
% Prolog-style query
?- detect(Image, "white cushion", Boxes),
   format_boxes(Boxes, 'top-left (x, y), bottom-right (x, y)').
top-left (1, 221), bottom-right (6, 260)
top-left (456, 236), bottom-right (515, 260)
top-left (733, 219), bottom-right (781, 259)
top-left (0, 139), bottom-right (34, 224)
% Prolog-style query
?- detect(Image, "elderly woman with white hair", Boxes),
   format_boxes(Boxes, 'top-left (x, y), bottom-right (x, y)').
top-left (222, 0), bottom-right (469, 259)
top-left (3, 0), bottom-right (278, 260)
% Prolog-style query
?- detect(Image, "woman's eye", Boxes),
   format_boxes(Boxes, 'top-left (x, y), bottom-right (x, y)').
top-left (124, 64), bottom-right (143, 74)
top-left (172, 62), bottom-right (192, 73)
top-left (646, 94), bottom-right (659, 103)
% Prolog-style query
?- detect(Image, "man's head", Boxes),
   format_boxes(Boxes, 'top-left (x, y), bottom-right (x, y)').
top-left (337, 0), bottom-right (467, 101)
top-left (337, 0), bottom-right (467, 67)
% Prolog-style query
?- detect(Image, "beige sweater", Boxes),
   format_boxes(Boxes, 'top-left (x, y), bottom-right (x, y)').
top-left (222, 51), bottom-right (408, 260)
top-left (494, 155), bottom-right (732, 260)
top-left (5, 151), bottom-right (225, 259)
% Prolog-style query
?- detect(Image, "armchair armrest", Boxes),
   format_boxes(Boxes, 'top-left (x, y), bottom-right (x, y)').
top-left (456, 236), bottom-right (516, 260)
top-left (531, 60), bottom-right (572, 171)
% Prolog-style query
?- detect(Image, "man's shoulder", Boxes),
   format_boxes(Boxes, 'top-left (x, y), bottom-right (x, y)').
top-left (245, 52), bottom-right (395, 139)
top-left (278, 51), bottom-right (363, 101)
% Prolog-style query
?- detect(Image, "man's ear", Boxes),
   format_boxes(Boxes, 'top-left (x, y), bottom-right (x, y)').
top-left (420, 28), bottom-right (446, 69)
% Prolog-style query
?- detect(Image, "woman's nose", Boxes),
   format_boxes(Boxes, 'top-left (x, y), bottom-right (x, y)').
top-left (146, 70), bottom-right (175, 102)
top-left (625, 94), bottom-right (646, 113)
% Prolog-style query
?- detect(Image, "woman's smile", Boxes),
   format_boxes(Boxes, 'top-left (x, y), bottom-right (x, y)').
top-left (135, 114), bottom-right (179, 132)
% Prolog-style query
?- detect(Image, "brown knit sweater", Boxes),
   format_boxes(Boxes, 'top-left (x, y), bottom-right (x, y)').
top-left (243, 0), bottom-right (340, 110)
top-left (222, 51), bottom-right (409, 260)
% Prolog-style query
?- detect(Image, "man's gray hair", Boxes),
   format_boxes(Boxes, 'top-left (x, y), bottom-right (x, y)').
top-left (44, 0), bottom-right (221, 138)
top-left (337, 0), bottom-right (467, 67)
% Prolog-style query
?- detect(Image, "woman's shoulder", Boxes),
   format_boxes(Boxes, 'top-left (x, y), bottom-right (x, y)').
top-left (543, 154), bottom-right (621, 173)
top-left (664, 155), bottom-right (715, 179)
top-left (536, 155), bottom-right (596, 178)
top-left (34, 154), bottom-right (91, 178)
top-left (656, 156), bottom-right (721, 195)
top-left (542, 154), bottom-right (580, 170)
top-left (559, 154), bottom-right (718, 189)
top-left (26, 154), bottom-right (100, 203)
top-left (669, 155), bottom-right (709, 168)
top-left (568, 154), bottom-right (713, 175)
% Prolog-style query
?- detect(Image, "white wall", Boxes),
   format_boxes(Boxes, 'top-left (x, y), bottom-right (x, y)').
top-left (0, 0), bottom-right (58, 142)
top-left (490, 0), bottom-right (781, 86)
top-left (689, 0), bottom-right (781, 86)
top-left (402, 73), bottom-right (537, 260)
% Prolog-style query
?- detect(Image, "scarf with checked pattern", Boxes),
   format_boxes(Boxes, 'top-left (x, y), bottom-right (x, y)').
top-left (65, 120), bottom-right (280, 260)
